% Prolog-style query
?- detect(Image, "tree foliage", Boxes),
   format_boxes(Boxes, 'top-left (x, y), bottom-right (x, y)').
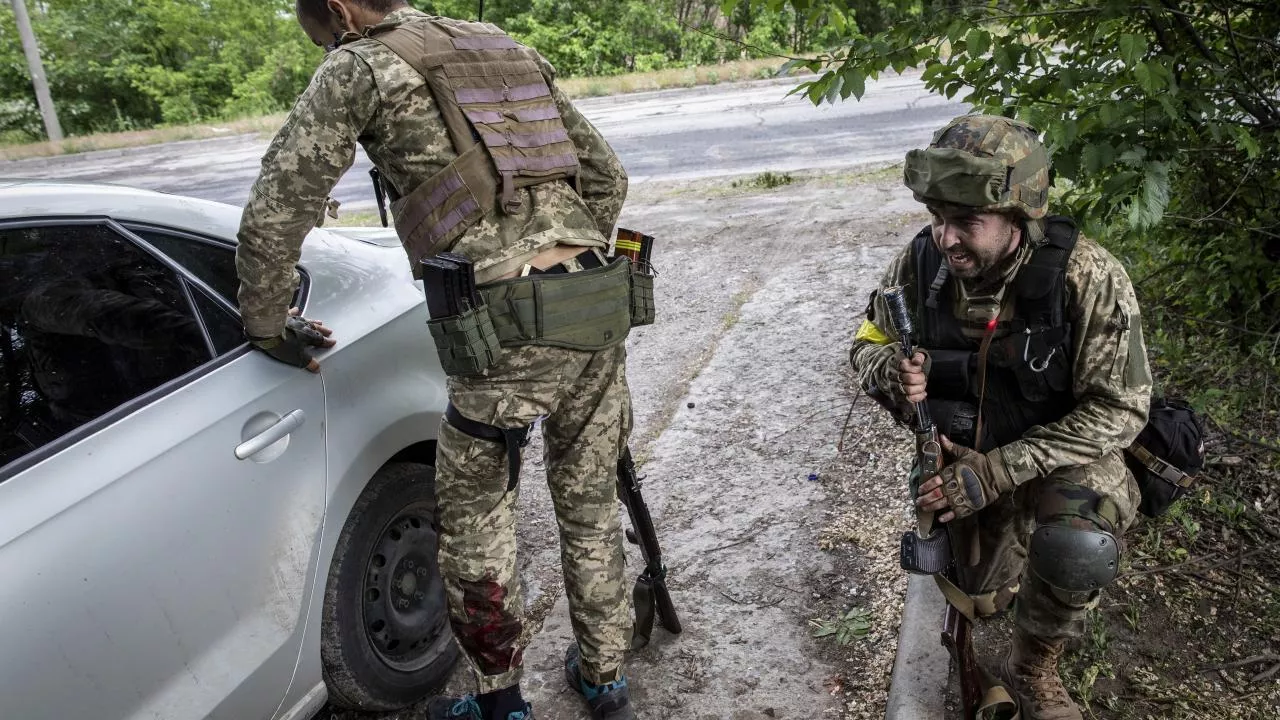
top-left (725, 0), bottom-right (1280, 418)
top-left (0, 0), bottom-right (858, 141)
top-left (0, 0), bottom-right (319, 136)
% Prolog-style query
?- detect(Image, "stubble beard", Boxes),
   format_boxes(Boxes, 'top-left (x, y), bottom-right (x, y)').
top-left (945, 225), bottom-right (1018, 280)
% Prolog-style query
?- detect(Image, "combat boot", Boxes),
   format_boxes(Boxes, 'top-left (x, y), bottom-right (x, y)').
top-left (1002, 626), bottom-right (1082, 720)
top-left (565, 644), bottom-right (637, 720)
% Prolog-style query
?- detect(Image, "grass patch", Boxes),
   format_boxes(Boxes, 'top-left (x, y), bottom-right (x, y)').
top-left (730, 170), bottom-right (794, 190)
top-left (0, 113), bottom-right (288, 162)
top-left (1, 58), bottom-right (803, 162)
top-left (557, 58), bottom-right (797, 99)
top-left (719, 288), bottom-right (756, 331)
top-left (326, 209), bottom-right (385, 227)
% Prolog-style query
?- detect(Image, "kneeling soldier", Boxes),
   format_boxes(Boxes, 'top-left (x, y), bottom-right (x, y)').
top-left (850, 114), bottom-right (1153, 719)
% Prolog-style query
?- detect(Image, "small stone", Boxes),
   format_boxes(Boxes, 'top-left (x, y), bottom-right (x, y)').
top-left (764, 709), bottom-right (776, 718)
top-left (687, 402), bottom-right (696, 409)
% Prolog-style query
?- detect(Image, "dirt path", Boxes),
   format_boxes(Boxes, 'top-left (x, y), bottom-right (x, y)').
top-left (328, 167), bottom-right (930, 720)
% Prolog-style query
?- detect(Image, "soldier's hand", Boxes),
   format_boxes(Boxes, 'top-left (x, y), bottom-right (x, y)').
top-left (894, 350), bottom-right (929, 404)
top-left (248, 308), bottom-right (336, 373)
top-left (916, 435), bottom-right (1014, 523)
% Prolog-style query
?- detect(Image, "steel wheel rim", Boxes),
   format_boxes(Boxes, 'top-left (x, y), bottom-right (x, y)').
top-left (361, 502), bottom-right (447, 671)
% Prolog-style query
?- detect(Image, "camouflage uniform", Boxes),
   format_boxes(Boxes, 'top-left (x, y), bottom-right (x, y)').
top-left (235, 7), bottom-right (632, 691)
top-left (853, 237), bottom-right (1151, 637)
top-left (849, 116), bottom-right (1153, 641)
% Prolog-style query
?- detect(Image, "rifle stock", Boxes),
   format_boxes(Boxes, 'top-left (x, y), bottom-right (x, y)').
top-left (617, 445), bottom-right (682, 649)
top-left (881, 286), bottom-right (983, 720)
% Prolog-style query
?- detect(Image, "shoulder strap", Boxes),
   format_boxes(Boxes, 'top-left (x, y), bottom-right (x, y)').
top-left (370, 19), bottom-right (479, 153)
top-left (1013, 215), bottom-right (1078, 329)
top-left (911, 225), bottom-right (943, 345)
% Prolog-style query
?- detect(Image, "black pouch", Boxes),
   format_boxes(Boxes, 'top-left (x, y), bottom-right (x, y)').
top-left (1125, 397), bottom-right (1207, 518)
top-left (629, 269), bottom-right (655, 327)
top-left (426, 304), bottom-right (501, 377)
top-left (928, 398), bottom-right (984, 451)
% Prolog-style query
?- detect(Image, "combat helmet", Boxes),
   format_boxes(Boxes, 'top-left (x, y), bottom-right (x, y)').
top-left (903, 114), bottom-right (1051, 219)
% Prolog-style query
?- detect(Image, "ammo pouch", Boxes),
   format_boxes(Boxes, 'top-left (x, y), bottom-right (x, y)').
top-left (927, 398), bottom-right (986, 451)
top-left (427, 303), bottom-right (502, 376)
top-left (480, 256), bottom-right (633, 351)
top-left (629, 266), bottom-right (655, 327)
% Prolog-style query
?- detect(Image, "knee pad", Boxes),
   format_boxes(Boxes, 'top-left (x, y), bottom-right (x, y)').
top-left (1028, 525), bottom-right (1119, 593)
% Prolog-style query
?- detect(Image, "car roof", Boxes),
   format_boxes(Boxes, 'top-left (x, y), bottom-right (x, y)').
top-left (0, 179), bottom-right (244, 241)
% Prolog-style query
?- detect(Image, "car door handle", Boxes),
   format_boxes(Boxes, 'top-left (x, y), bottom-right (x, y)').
top-left (235, 410), bottom-right (307, 460)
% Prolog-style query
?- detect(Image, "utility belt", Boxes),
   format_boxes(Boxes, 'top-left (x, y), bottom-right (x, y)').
top-left (422, 235), bottom-right (656, 378)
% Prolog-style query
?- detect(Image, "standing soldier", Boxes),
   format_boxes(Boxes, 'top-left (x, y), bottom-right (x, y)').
top-left (850, 115), bottom-right (1152, 719)
top-left (235, 1), bottom-right (639, 719)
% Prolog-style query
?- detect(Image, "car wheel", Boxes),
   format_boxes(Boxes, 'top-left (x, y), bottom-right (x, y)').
top-left (321, 462), bottom-right (459, 711)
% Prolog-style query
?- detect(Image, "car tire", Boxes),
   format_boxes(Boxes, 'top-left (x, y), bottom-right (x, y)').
top-left (321, 462), bottom-right (459, 711)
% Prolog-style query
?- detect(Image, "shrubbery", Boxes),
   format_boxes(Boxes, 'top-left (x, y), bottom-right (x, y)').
top-left (0, 0), bottom-right (851, 141)
top-left (725, 0), bottom-right (1280, 438)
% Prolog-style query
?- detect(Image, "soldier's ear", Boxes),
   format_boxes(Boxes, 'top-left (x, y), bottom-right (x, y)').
top-left (327, 0), bottom-right (353, 30)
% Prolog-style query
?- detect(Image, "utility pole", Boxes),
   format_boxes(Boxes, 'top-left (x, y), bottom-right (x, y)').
top-left (10, 0), bottom-right (63, 142)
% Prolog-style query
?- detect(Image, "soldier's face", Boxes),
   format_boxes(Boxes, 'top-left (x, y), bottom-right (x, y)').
top-left (928, 208), bottom-right (1021, 279)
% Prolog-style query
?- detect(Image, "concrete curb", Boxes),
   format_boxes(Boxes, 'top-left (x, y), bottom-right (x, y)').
top-left (885, 574), bottom-right (950, 720)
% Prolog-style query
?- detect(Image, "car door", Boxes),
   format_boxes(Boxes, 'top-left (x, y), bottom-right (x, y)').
top-left (0, 219), bottom-right (326, 720)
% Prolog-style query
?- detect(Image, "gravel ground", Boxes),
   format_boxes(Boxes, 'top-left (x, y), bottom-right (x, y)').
top-left (326, 166), bottom-right (932, 720)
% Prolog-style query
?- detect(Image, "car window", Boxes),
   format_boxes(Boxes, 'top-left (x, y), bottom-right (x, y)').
top-left (190, 287), bottom-right (245, 354)
top-left (0, 224), bottom-right (215, 471)
top-left (125, 226), bottom-right (240, 305)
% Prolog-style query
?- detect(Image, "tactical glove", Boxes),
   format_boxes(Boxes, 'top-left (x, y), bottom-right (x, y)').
top-left (917, 436), bottom-right (1015, 521)
top-left (876, 343), bottom-right (930, 405)
top-left (248, 313), bottom-right (334, 372)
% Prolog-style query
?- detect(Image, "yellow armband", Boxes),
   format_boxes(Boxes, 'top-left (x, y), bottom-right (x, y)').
top-left (854, 319), bottom-right (892, 345)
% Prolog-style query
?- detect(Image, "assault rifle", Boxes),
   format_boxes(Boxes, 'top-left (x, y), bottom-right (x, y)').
top-left (617, 446), bottom-right (682, 648)
top-left (612, 228), bottom-right (679, 648)
top-left (881, 286), bottom-right (983, 720)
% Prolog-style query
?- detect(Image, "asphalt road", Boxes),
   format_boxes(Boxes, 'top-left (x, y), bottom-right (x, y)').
top-left (2, 72), bottom-right (964, 209)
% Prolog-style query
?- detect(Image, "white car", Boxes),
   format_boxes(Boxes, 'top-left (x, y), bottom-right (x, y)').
top-left (0, 180), bottom-right (458, 720)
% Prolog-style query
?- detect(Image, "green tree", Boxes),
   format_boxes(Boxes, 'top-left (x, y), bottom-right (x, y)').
top-left (0, 0), bottom-right (830, 141)
top-left (0, 0), bottom-right (320, 137)
top-left (724, 0), bottom-right (1280, 420)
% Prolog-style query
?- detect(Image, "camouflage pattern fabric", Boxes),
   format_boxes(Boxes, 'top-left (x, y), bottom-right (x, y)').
top-left (852, 229), bottom-right (1152, 639)
top-left (235, 6), bottom-right (628, 338)
top-left (235, 4), bottom-right (634, 694)
top-left (435, 342), bottom-right (633, 692)
top-left (949, 450), bottom-right (1139, 639)
top-left (852, 232), bottom-right (1152, 479)
top-left (904, 114), bottom-right (1052, 220)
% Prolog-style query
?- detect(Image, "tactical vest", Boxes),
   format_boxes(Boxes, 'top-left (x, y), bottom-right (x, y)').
top-left (366, 17), bottom-right (581, 263)
top-left (914, 216), bottom-right (1080, 451)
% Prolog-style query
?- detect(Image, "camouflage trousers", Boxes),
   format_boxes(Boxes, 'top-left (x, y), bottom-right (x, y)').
top-left (435, 342), bottom-right (633, 693)
top-left (941, 450), bottom-right (1141, 639)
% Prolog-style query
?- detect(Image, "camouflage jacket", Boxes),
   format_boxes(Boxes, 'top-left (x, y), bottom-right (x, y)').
top-left (849, 227), bottom-right (1153, 484)
top-left (235, 7), bottom-right (628, 338)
